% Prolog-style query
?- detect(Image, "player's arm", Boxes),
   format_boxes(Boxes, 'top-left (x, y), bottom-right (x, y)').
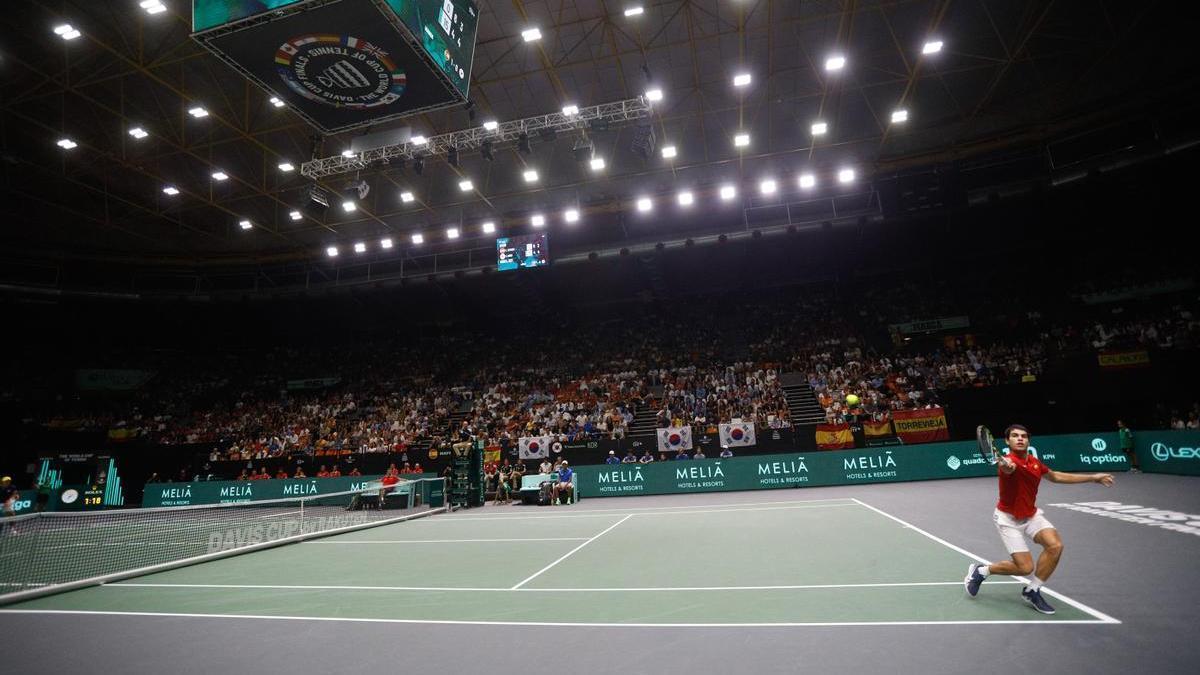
top-left (1046, 470), bottom-right (1114, 486)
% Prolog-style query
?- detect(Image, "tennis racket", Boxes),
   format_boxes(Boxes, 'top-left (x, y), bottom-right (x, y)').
top-left (975, 425), bottom-right (1000, 465)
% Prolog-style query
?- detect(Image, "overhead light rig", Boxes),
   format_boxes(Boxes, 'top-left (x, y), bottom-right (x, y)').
top-left (300, 95), bottom-right (654, 179)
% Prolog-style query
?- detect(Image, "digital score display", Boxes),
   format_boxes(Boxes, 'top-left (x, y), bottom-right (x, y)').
top-left (387, 0), bottom-right (478, 98)
top-left (193, 0), bottom-right (477, 99)
top-left (497, 234), bottom-right (549, 271)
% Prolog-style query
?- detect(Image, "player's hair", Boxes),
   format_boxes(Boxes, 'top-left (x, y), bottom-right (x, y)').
top-left (1004, 424), bottom-right (1029, 439)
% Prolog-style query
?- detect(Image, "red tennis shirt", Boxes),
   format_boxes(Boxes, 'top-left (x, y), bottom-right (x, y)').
top-left (996, 451), bottom-right (1050, 519)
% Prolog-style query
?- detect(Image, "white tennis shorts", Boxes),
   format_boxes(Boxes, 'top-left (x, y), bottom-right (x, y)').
top-left (993, 508), bottom-right (1055, 554)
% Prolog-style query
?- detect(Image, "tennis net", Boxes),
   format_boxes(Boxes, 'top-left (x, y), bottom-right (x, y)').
top-left (0, 476), bottom-right (446, 605)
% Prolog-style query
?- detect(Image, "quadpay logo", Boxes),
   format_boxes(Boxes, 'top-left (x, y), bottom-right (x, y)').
top-left (1150, 442), bottom-right (1200, 462)
top-left (946, 455), bottom-right (961, 471)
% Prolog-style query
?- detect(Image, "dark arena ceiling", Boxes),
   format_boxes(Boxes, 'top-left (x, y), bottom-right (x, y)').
top-left (0, 0), bottom-right (1196, 297)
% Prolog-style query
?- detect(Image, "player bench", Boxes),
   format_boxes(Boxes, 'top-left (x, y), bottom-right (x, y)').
top-left (518, 473), bottom-right (578, 505)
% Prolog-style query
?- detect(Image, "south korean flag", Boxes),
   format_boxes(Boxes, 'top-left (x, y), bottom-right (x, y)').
top-left (519, 436), bottom-right (553, 459)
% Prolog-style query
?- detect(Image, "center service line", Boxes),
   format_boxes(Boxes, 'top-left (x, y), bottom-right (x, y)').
top-left (510, 514), bottom-right (634, 590)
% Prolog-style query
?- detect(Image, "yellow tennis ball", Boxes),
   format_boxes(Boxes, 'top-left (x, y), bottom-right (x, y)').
top-left (845, 394), bottom-right (860, 407)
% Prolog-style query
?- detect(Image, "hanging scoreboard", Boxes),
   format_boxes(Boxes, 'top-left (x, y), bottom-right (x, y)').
top-left (192, 0), bottom-right (478, 132)
top-left (497, 234), bottom-right (549, 271)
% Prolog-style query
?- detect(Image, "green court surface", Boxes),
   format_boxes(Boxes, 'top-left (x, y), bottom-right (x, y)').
top-left (1, 498), bottom-right (1118, 626)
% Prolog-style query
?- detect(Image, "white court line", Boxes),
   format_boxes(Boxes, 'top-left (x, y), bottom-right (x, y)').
top-left (431, 502), bottom-right (859, 522)
top-left (108, 580), bottom-right (1025, 592)
top-left (453, 497), bottom-right (856, 518)
top-left (256, 510), bottom-right (301, 519)
top-left (511, 514), bottom-right (634, 589)
top-left (850, 498), bottom-right (1121, 624)
top-left (0, 608), bottom-right (1113, 627)
top-left (303, 538), bottom-right (590, 544)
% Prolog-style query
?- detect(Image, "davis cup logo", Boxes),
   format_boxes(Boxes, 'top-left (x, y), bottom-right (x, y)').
top-left (275, 35), bottom-right (406, 109)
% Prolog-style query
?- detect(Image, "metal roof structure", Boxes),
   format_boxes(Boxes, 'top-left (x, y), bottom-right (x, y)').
top-left (0, 0), bottom-right (1195, 296)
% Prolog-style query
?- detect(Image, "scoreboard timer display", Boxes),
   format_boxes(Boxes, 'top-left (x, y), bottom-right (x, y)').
top-left (496, 234), bottom-right (549, 271)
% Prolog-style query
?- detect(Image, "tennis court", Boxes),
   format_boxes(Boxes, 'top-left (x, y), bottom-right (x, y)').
top-left (2, 495), bottom-right (1113, 626)
top-left (4, 476), bottom-right (1198, 674)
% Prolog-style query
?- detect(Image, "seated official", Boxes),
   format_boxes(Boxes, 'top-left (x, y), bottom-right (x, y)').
top-left (640, 450), bottom-right (655, 463)
top-left (622, 450), bottom-right (638, 463)
top-left (605, 451), bottom-right (621, 465)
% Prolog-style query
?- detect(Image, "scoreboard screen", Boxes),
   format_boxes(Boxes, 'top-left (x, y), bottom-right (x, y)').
top-left (193, 0), bottom-right (477, 98)
top-left (193, 0), bottom-right (308, 32)
top-left (497, 234), bottom-right (549, 271)
top-left (388, 0), bottom-right (478, 98)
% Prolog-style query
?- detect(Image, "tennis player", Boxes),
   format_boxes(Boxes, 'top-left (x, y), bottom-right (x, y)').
top-left (964, 424), bottom-right (1114, 614)
top-left (1, 476), bottom-right (18, 535)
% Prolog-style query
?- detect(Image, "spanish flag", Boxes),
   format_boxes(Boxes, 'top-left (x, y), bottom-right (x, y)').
top-left (816, 423), bottom-right (855, 450)
top-left (864, 419), bottom-right (893, 438)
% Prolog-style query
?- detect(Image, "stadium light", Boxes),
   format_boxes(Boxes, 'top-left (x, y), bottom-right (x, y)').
top-left (238, 219), bottom-right (252, 230)
top-left (891, 109), bottom-right (909, 124)
top-left (269, 96), bottom-right (285, 108)
top-left (625, 6), bottom-right (644, 17)
top-left (56, 138), bottom-right (78, 150)
top-left (289, 210), bottom-right (302, 221)
top-left (798, 173), bottom-right (816, 189)
top-left (412, 233), bottom-right (424, 244)
top-left (447, 227), bottom-right (460, 239)
top-left (719, 184), bottom-right (737, 201)
top-left (636, 197), bottom-right (652, 212)
top-left (341, 149), bottom-right (355, 158)
top-left (590, 156), bottom-right (606, 171)
top-left (562, 104), bottom-right (580, 116)
top-left (734, 132), bottom-right (750, 147)
top-left (811, 121), bottom-right (828, 136)
top-left (54, 24), bottom-right (82, 40)
top-left (342, 200), bottom-right (356, 212)
top-left (326, 246), bottom-right (339, 257)
top-left (661, 145), bottom-right (677, 159)
top-left (188, 106), bottom-right (209, 118)
top-left (380, 237), bottom-right (393, 249)
top-left (400, 191), bottom-right (415, 203)
top-left (838, 168), bottom-right (856, 184)
top-left (162, 186), bottom-right (179, 196)
top-left (458, 179), bottom-right (473, 192)
top-left (564, 208), bottom-right (580, 223)
top-left (825, 55), bottom-right (846, 71)
top-left (128, 127), bottom-right (149, 139)
top-left (481, 221), bottom-right (496, 234)
top-left (278, 162), bottom-right (295, 172)
top-left (522, 27), bottom-right (542, 42)
top-left (922, 40), bottom-right (944, 55)
top-left (644, 88), bottom-right (663, 102)
top-left (523, 169), bottom-right (539, 183)
top-left (483, 120), bottom-right (499, 131)
top-left (760, 179), bottom-right (778, 195)
top-left (733, 73), bottom-right (752, 87)
top-left (211, 171), bottom-right (228, 181)
top-left (354, 242), bottom-right (366, 253)
top-left (410, 135), bottom-right (428, 145)
top-left (140, 1), bottom-right (167, 15)
top-left (531, 214), bottom-right (546, 227)
top-left (677, 191), bottom-right (694, 207)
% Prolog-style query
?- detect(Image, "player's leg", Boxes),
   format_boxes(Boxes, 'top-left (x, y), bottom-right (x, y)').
top-left (967, 509), bottom-right (1033, 596)
top-left (1031, 527), bottom-right (1064, 582)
